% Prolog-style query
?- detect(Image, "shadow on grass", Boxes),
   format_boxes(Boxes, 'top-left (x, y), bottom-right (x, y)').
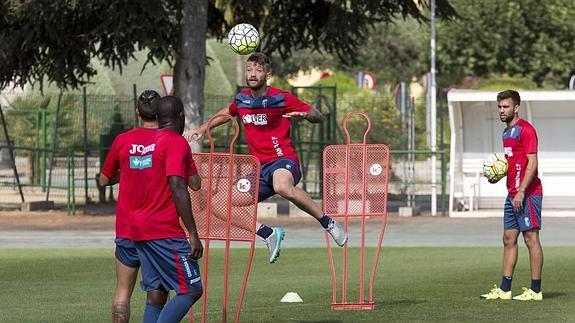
top-left (377, 299), bottom-right (427, 306)
top-left (543, 292), bottom-right (565, 299)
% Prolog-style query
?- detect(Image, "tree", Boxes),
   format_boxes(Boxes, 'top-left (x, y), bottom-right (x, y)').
top-left (341, 19), bottom-right (431, 86)
top-left (436, 0), bottom-right (575, 88)
top-left (0, 0), bottom-right (457, 151)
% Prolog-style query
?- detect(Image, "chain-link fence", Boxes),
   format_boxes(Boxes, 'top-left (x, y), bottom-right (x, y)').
top-left (0, 91), bottom-right (136, 211)
top-left (0, 86), bottom-right (448, 214)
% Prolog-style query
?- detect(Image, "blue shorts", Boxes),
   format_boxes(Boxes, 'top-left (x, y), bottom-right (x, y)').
top-left (504, 194), bottom-right (542, 231)
top-left (258, 158), bottom-right (302, 202)
top-left (115, 238), bottom-right (140, 268)
top-left (136, 238), bottom-right (203, 295)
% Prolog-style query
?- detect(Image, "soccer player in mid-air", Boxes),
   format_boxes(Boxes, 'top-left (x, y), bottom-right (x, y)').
top-left (480, 90), bottom-right (544, 301)
top-left (185, 52), bottom-right (348, 264)
top-left (99, 90), bottom-right (201, 322)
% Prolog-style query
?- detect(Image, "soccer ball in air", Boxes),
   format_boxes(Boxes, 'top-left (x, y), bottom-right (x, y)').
top-left (483, 153), bottom-right (508, 181)
top-left (227, 23), bottom-right (260, 55)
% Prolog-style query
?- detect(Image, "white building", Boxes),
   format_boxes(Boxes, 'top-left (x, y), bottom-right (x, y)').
top-left (447, 90), bottom-right (575, 217)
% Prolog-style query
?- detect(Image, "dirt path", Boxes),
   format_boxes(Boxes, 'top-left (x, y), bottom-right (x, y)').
top-left (0, 210), bottom-right (116, 231)
top-left (2, 210), bottom-right (575, 248)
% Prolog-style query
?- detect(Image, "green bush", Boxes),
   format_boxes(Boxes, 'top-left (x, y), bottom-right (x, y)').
top-left (471, 75), bottom-right (538, 90)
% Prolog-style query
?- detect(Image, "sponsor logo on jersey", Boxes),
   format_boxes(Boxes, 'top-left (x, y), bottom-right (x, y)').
top-left (129, 155), bottom-right (152, 169)
top-left (242, 114), bottom-right (268, 125)
top-left (129, 143), bottom-right (155, 155)
top-left (504, 147), bottom-right (513, 157)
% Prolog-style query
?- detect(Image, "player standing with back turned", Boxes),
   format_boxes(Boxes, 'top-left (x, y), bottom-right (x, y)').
top-left (99, 90), bottom-right (202, 322)
top-left (99, 90), bottom-right (165, 322)
top-left (480, 90), bottom-right (544, 301)
top-left (132, 96), bottom-right (204, 322)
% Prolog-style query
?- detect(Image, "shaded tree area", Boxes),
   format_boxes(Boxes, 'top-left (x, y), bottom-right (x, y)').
top-left (436, 0), bottom-right (575, 88)
top-left (0, 0), bottom-right (457, 120)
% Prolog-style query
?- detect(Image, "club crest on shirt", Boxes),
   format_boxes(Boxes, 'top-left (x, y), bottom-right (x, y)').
top-left (504, 147), bottom-right (513, 157)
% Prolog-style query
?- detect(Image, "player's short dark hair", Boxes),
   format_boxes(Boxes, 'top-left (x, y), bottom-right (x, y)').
top-left (137, 90), bottom-right (161, 121)
top-left (247, 52), bottom-right (271, 71)
top-left (497, 90), bottom-right (521, 106)
top-left (156, 95), bottom-right (184, 122)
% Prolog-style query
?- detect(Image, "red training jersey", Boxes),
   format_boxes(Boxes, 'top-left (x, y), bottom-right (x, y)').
top-left (502, 118), bottom-right (543, 196)
top-left (100, 128), bottom-right (198, 240)
top-left (228, 86), bottom-right (311, 164)
top-left (100, 128), bottom-right (157, 240)
top-left (129, 128), bottom-right (195, 241)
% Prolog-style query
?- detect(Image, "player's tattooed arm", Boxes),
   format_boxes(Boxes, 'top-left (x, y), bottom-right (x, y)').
top-left (184, 107), bottom-right (232, 141)
top-left (283, 107), bottom-right (324, 123)
top-left (305, 106), bottom-right (324, 123)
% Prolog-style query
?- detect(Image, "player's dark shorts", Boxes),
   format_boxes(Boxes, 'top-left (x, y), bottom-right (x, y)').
top-left (136, 238), bottom-right (203, 295)
top-left (503, 194), bottom-right (542, 231)
top-left (258, 157), bottom-right (302, 202)
top-left (115, 237), bottom-right (140, 268)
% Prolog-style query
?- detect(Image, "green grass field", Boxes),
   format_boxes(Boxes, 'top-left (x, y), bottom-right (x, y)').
top-left (1, 247), bottom-right (573, 322)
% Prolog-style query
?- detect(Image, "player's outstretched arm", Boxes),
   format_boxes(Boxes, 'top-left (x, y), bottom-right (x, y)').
top-left (183, 107), bottom-right (232, 141)
top-left (282, 106), bottom-right (324, 123)
top-left (169, 175), bottom-right (203, 260)
top-left (305, 106), bottom-right (324, 123)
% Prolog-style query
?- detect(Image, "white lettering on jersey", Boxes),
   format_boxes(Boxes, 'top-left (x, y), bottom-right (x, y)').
top-left (271, 136), bottom-right (284, 157)
top-left (515, 164), bottom-right (521, 189)
top-left (504, 147), bottom-right (513, 157)
top-left (129, 143), bottom-right (155, 155)
top-left (242, 114), bottom-right (267, 125)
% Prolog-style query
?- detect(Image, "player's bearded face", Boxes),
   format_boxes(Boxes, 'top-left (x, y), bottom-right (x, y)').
top-left (498, 98), bottom-right (517, 123)
top-left (245, 62), bottom-right (269, 90)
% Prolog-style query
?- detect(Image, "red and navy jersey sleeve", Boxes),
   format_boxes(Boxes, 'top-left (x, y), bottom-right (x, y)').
top-left (100, 136), bottom-right (120, 179)
top-left (165, 137), bottom-right (191, 179)
top-left (229, 97), bottom-right (239, 117)
top-left (521, 123), bottom-right (538, 154)
top-left (284, 91), bottom-right (311, 113)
